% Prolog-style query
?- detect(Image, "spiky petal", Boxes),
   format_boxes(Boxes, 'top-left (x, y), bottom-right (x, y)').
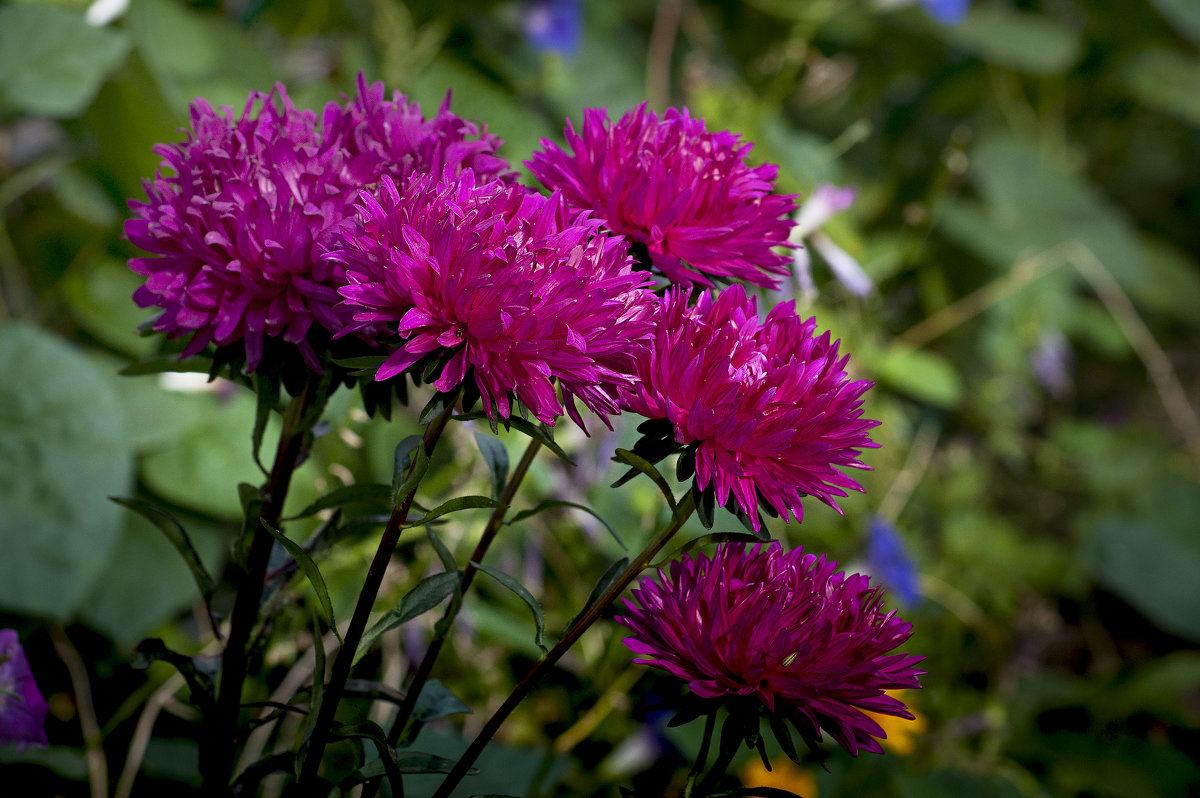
top-left (327, 170), bottom-right (656, 429)
top-left (616, 543), bottom-right (925, 756)
top-left (624, 284), bottom-right (878, 528)
top-left (526, 105), bottom-right (795, 288)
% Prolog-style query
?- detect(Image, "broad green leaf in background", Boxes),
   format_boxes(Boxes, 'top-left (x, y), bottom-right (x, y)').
top-left (941, 4), bottom-right (1082, 75)
top-left (1147, 0), bottom-right (1200, 47)
top-left (874, 345), bottom-right (963, 409)
top-left (1083, 515), bottom-right (1200, 642)
top-left (61, 256), bottom-right (158, 359)
top-left (1120, 48), bottom-right (1200, 128)
top-left (0, 4), bottom-right (130, 118)
top-left (0, 323), bottom-right (132, 619)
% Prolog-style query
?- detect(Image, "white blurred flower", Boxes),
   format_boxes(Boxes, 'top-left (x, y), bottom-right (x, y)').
top-left (788, 184), bottom-right (872, 301)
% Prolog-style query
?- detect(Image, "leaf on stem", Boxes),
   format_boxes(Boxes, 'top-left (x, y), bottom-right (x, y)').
top-left (651, 533), bottom-right (763, 568)
top-left (411, 678), bottom-right (472, 722)
top-left (472, 562), bottom-right (549, 653)
top-left (287, 484), bottom-right (392, 520)
top-left (391, 434), bottom-right (426, 506)
top-left (567, 557), bottom-right (630, 631)
top-left (251, 371), bottom-right (280, 473)
top-left (507, 500), bottom-right (623, 550)
top-left (474, 431), bottom-right (510, 499)
top-left (262, 521), bottom-right (341, 643)
top-left (403, 495), bottom-right (505, 527)
top-left (131, 638), bottom-right (214, 709)
top-left (612, 448), bottom-right (678, 510)
top-left (426, 525), bottom-right (458, 572)
top-left (353, 570), bottom-right (461, 666)
top-left (109, 496), bottom-right (216, 604)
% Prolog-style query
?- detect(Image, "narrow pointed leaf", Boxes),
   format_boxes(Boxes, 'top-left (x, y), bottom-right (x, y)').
top-left (287, 484), bottom-right (391, 519)
top-left (508, 500), bottom-right (623, 549)
top-left (473, 562), bottom-right (548, 653)
top-left (651, 532), bottom-right (762, 568)
top-left (613, 448), bottom-right (677, 509)
top-left (500, 415), bottom-right (574, 464)
top-left (391, 434), bottom-right (425, 505)
top-left (405, 495), bottom-right (504, 527)
top-left (567, 557), bottom-right (629, 630)
top-left (301, 613), bottom-right (326, 749)
top-left (109, 496), bottom-right (216, 602)
top-left (131, 638), bottom-right (214, 709)
top-left (251, 371), bottom-right (280, 473)
top-left (262, 521), bottom-right (340, 643)
top-left (474, 431), bottom-right (510, 499)
top-left (353, 570), bottom-right (460, 665)
top-left (411, 679), bottom-right (472, 722)
top-left (426, 525), bottom-right (458, 571)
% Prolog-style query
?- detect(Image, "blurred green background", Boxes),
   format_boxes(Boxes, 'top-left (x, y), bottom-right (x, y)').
top-left (2, 0), bottom-right (1199, 795)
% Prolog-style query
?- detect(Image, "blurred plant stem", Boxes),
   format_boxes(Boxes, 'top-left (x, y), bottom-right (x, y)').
top-left (204, 371), bottom-right (335, 796)
top-left (50, 625), bottom-right (109, 798)
top-left (432, 489), bottom-right (698, 798)
top-left (297, 396), bottom-right (459, 787)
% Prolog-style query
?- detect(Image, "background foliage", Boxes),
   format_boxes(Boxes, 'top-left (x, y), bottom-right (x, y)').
top-left (1, 0), bottom-right (1199, 795)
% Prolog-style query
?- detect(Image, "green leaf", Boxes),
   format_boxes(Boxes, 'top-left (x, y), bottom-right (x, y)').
top-left (131, 639), bottom-right (215, 709)
top-left (474, 431), bottom-right (510, 499)
top-left (1121, 48), bottom-right (1200, 128)
top-left (0, 323), bottom-right (131, 619)
top-left (473, 562), bottom-right (548, 653)
top-left (508, 500), bottom-right (623, 549)
top-left (405, 495), bottom-right (505, 527)
top-left (496, 415), bottom-right (574, 464)
top-left (942, 6), bottom-right (1082, 75)
top-left (426, 525), bottom-right (458, 572)
top-left (392, 434), bottom-right (428, 506)
top-left (566, 558), bottom-right (629, 631)
top-left (251, 373), bottom-right (281, 473)
top-left (354, 571), bottom-right (461, 666)
top-left (1083, 515), bottom-right (1200, 642)
top-left (1147, 0), bottom-right (1200, 47)
top-left (301, 613), bottom-right (326, 748)
top-left (412, 679), bottom-right (472, 723)
top-left (78, 510), bottom-right (225, 648)
top-left (329, 721), bottom-right (402, 793)
top-left (288, 484), bottom-right (392, 520)
top-left (0, 5), bottom-right (130, 117)
top-left (262, 521), bottom-right (341, 643)
top-left (612, 448), bottom-right (678, 509)
top-left (652, 533), bottom-right (762, 568)
top-left (109, 498), bottom-right (216, 602)
top-left (875, 346), bottom-right (963, 408)
top-left (61, 257), bottom-right (155, 358)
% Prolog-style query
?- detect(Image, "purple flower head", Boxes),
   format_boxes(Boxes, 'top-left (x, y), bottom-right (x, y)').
top-left (0, 630), bottom-right (49, 751)
top-left (865, 516), bottom-right (920, 607)
top-left (327, 170), bottom-right (656, 430)
top-left (615, 543), bottom-right (924, 756)
top-left (522, 0), bottom-right (582, 56)
top-left (126, 76), bottom-right (513, 373)
top-left (623, 284), bottom-right (879, 529)
top-left (526, 105), bottom-right (796, 289)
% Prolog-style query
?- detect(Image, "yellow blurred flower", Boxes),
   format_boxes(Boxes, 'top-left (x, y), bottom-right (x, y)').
top-left (862, 690), bottom-right (927, 755)
top-left (739, 755), bottom-right (818, 797)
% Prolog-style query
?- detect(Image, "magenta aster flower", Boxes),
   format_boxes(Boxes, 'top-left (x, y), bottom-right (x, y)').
top-left (326, 170), bottom-right (655, 429)
top-left (616, 543), bottom-right (924, 756)
top-left (623, 284), bottom-right (878, 529)
top-left (0, 630), bottom-right (49, 751)
top-left (126, 76), bottom-right (512, 372)
top-left (526, 105), bottom-right (795, 288)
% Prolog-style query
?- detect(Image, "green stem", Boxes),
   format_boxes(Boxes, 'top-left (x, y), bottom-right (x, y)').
top-left (358, 438), bottom-right (543, 798)
top-left (431, 491), bottom-right (697, 798)
top-left (203, 374), bottom-right (330, 796)
top-left (296, 399), bottom-right (457, 787)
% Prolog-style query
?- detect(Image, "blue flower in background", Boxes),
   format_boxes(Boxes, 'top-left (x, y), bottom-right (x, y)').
top-left (921, 0), bottom-right (970, 24)
top-left (865, 516), bottom-right (921, 607)
top-left (522, 0), bottom-right (582, 57)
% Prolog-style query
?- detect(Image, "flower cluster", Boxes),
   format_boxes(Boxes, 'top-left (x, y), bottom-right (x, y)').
top-left (126, 76), bottom-right (511, 372)
top-left (327, 170), bottom-right (655, 428)
top-left (616, 543), bottom-right (924, 756)
top-left (527, 105), bottom-right (795, 288)
top-left (624, 284), bottom-right (879, 529)
top-left (0, 630), bottom-right (48, 751)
